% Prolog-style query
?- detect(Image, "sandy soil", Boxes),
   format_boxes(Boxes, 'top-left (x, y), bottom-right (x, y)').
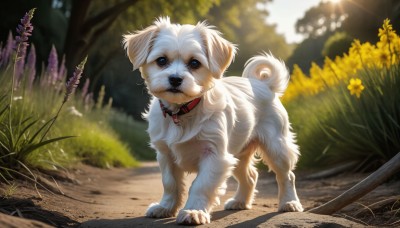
top-left (0, 162), bottom-right (399, 227)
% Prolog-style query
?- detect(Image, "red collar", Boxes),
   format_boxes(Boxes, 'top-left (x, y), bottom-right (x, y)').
top-left (159, 98), bottom-right (201, 125)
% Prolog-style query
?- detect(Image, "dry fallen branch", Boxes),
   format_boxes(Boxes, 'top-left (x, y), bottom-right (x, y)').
top-left (309, 152), bottom-right (400, 215)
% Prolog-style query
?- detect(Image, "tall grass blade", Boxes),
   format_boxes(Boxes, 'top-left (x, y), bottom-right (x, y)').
top-left (15, 118), bottom-right (38, 145)
top-left (27, 117), bottom-right (54, 144)
top-left (20, 136), bottom-right (75, 158)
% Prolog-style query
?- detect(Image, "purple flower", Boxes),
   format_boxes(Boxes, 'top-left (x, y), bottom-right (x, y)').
top-left (14, 8), bottom-right (35, 79)
top-left (46, 44), bottom-right (58, 85)
top-left (53, 54), bottom-right (67, 93)
top-left (15, 9), bottom-right (35, 58)
top-left (64, 56), bottom-right (87, 103)
top-left (81, 78), bottom-right (90, 99)
top-left (44, 45), bottom-right (57, 85)
top-left (58, 55), bottom-right (66, 81)
top-left (0, 32), bottom-right (15, 67)
top-left (26, 44), bottom-right (36, 90)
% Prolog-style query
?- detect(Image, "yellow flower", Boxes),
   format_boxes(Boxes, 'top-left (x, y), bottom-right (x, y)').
top-left (359, 42), bottom-right (376, 67)
top-left (343, 54), bottom-right (362, 74)
top-left (378, 19), bottom-right (397, 45)
top-left (286, 18), bottom-right (400, 102)
top-left (376, 48), bottom-right (391, 68)
top-left (347, 78), bottom-right (365, 98)
top-left (379, 19), bottom-right (393, 33)
top-left (349, 39), bottom-right (362, 56)
top-left (310, 62), bottom-right (326, 93)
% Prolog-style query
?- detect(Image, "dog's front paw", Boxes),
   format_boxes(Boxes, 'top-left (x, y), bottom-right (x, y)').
top-left (278, 200), bottom-right (303, 212)
top-left (224, 198), bottom-right (251, 210)
top-left (145, 203), bottom-right (176, 218)
top-left (176, 209), bottom-right (210, 225)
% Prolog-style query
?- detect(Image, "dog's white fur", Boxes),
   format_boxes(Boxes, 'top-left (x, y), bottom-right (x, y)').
top-left (123, 17), bottom-right (303, 225)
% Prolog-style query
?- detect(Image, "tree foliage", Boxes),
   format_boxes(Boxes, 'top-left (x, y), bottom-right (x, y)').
top-left (286, 32), bottom-right (332, 73)
top-left (322, 31), bottom-right (352, 58)
top-left (64, 0), bottom-right (219, 76)
top-left (296, 0), bottom-right (400, 41)
top-left (341, 0), bottom-right (400, 42)
top-left (206, 0), bottom-right (291, 74)
top-left (289, 0), bottom-right (400, 72)
top-left (295, 1), bottom-right (344, 39)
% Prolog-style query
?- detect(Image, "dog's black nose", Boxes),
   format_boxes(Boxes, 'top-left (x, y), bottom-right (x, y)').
top-left (168, 76), bottom-right (183, 87)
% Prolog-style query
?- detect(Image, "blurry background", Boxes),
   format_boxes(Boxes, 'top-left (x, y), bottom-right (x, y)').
top-left (2, 0), bottom-right (398, 120)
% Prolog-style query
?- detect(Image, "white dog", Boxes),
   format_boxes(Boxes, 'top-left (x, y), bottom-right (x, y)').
top-left (123, 17), bottom-right (303, 225)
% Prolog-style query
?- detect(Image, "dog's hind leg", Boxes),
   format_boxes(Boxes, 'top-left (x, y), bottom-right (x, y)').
top-left (257, 109), bottom-right (303, 212)
top-left (224, 142), bottom-right (258, 210)
top-left (146, 151), bottom-right (185, 218)
top-left (260, 143), bottom-right (303, 212)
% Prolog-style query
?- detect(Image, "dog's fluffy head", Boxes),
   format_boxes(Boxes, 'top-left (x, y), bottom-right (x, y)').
top-left (123, 17), bottom-right (236, 104)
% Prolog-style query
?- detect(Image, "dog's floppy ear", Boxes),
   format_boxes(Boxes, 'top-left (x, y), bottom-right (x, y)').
top-left (123, 25), bottom-right (158, 70)
top-left (197, 23), bottom-right (237, 78)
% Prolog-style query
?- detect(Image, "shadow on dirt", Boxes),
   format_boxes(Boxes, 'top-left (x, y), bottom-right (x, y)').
top-left (0, 197), bottom-right (79, 227)
top-left (225, 212), bottom-right (280, 227)
top-left (79, 211), bottom-right (280, 228)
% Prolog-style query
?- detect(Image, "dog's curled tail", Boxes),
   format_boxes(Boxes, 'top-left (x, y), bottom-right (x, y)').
top-left (242, 53), bottom-right (289, 96)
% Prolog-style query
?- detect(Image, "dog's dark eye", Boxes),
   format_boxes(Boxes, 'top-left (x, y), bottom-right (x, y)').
top-left (188, 59), bottom-right (201, 70)
top-left (156, 57), bottom-right (168, 67)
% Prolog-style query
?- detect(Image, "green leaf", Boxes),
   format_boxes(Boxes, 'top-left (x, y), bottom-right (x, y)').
top-left (0, 171), bottom-right (11, 185)
top-left (28, 117), bottom-right (55, 144)
top-left (19, 136), bottom-right (76, 158)
top-left (16, 118), bottom-right (38, 146)
top-left (0, 105), bottom-right (9, 118)
top-left (0, 152), bottom-right (16, 159)
top-left (4, 124), bottom-right (14, 149)
top-left (0, 125), bottom-right (12, 152)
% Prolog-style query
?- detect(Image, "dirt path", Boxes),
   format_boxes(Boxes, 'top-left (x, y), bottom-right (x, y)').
top-left (72, 162), bottom-right (363, 227)
top-left (1, 162), bottom-right (399, 227)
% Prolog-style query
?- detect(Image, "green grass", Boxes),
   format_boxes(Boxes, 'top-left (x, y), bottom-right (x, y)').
top-left (29, 94), bottom-right (144, 169)
top-left (0, 70), bottom-right (140, 176)
top-left (107, 111), bottom-right (155, 160)
top-left (27, 113), bottom-right (139, 169)
top-left (287, 63), bottom-right (400, 169)
top-left (58, 116), bottom-right (138, 168)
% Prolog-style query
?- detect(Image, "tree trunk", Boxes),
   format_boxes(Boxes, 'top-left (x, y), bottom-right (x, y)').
top-left (63, 0), bottom-right (139, 78)
top-left (64, 0), bottom-right (92, 76)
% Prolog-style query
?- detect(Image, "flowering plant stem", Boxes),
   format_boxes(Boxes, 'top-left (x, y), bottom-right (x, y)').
top-left (8, 8), bottom-right (35, 154)
top-left (39, 102), bottom-right (65, 143)
top-left (39, 56), bottom-right (87, 143)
